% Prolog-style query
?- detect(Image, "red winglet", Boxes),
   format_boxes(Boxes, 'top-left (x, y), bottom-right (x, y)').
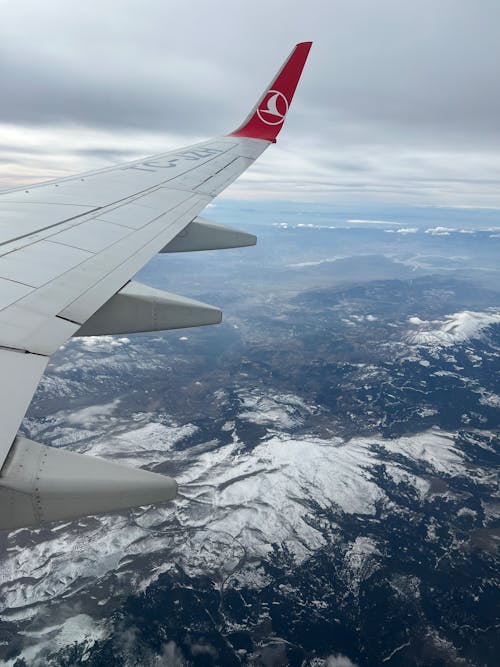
top-left (229, 41), bottom-right (312, 143)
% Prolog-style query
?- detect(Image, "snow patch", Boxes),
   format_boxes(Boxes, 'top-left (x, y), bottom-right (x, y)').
top-left (5, 614), bottom-right (106, 666)
top-left (238, 391), bottom-right (316, 429)
top-left (0, 419), bottom-right (477, 633)
top-left (406, 310), bottom-right (500, 348)
top-left (478, 391), bottom-right (500, 408)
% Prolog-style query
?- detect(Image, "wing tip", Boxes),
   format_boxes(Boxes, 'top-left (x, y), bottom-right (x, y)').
top-left (229, 41), bottom-right (313, 143)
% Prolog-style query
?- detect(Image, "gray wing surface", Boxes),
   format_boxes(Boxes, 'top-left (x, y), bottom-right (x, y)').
top-left (0, 41), bottom-right (312, 530)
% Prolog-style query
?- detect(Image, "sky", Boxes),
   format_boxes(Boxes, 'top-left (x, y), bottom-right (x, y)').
top-left (1, 0), bottom-right (500, 207)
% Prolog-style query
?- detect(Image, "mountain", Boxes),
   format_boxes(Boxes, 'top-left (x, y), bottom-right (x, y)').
top-left (1, 203), bottom-right (499, 667)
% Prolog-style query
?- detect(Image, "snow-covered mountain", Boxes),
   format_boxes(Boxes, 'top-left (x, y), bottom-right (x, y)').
top-left (1, 219), bottom-right (499, 667)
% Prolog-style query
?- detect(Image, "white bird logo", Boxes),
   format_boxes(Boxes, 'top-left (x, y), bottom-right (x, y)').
top-left (257, 90), bottom-right (289, 125)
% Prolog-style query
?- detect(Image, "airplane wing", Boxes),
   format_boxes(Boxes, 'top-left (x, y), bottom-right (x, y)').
top-left (0, 42), bottom-right (312, 530)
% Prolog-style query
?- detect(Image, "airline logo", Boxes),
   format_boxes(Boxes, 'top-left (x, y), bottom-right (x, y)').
top-left (256, 90), bottom-right (289, 126)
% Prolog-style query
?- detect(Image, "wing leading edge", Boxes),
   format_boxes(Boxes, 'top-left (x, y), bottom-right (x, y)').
top-left (0, 42), bottom-right (312, 530)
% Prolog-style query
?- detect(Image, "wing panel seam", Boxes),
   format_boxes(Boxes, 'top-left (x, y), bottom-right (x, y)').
top-left (0, 206), bottom-right (103, 249)
top-left (0, 146), bottom-right (236, 251)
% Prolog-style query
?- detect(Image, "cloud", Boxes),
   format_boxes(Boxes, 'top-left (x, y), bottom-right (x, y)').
top-left (385, 227), bottom-right (418, 234)
top-left (347, 219), bottom-right (401, 225)
top-left (79, 335), bottom-right (131, 348)
top-left (289, 257), bottom-right (343, 268)
top-left (425, 226), bottom-right (455, 235)
top-left (152, 641), bottom-right (188, 667)
top-left (1, 0), bottom-right (500, 205)
top-left (66, 399), bottom-right (120, 427)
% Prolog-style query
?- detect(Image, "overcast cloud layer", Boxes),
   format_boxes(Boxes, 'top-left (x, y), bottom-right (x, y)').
top-left (1, 0), bottom-right (500, 206)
